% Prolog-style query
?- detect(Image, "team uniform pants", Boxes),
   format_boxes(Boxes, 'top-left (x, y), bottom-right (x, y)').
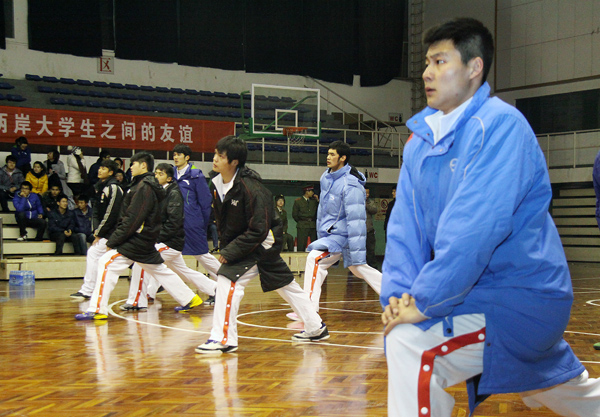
top-left (304, 250), bottom-right (382, 311)
top-left (86, 249), bottom-right (196, 316)
top-left (209, 266), bottom-right (323, 347)
top-left (127, 243), bottom-right (218, 307)
top-left (385, 314), bottom-right (600, 417)
top-left (78, 238), bottom-right (109, 296)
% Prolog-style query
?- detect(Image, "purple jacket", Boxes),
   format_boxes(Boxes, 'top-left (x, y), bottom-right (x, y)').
top-left (13, 192), bottom-right (44, 219)
top-left (175, 164), bottom-right (212, 255)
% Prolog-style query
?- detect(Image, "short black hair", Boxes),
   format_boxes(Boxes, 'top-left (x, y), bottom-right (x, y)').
top-left (275, 194), bottom-right (285, 204)
top-left (16, 136), bottom-right (28, 145)
top-left (423, 17), bottom-right (494, 84)
top-left (155, 163), bottom-right (174, 179)
top-left (99, 150), bottom-right (111, 159)
top-left (77, 194), bottom-right (89, 203)
top-left (5, 155), bottom-right (17, 164)
top-left (21, 181), bottom-right (32, 190)
top-left (100, 159), bottom-right (118, 175)
top-left (130, 151), bottom-right (154, 172)
top-left (215, 135), bottom-right (247, 168)
top-left (50, 184), bottom-right (61, 190)
top-left (57, 193), bottom-right (68, 203)
top-left (328, 140), bottom-right (351, 165)
top-left (33, 161), bottom-right (46, 171)
top-left (173, 144), bottom-right (192, 157)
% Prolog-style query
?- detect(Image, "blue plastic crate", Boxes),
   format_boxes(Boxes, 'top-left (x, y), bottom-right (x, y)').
top-left (9, 270), bottom-right (35, 286)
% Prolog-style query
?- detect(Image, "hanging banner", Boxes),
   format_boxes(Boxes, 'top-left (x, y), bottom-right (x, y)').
top-left (0, 106), bottom-right (235, 153)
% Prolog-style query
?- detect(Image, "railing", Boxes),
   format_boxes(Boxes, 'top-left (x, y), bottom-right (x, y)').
top-left (537, 129), bottom-right (600, 169)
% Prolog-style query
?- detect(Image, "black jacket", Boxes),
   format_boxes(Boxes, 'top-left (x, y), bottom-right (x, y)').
top-left (48, 208), bottom-right (76, 234)
top-left (107, 172), bottom-right (165, 264)
top-left (211, 167), bottom-right (293, 291)
top-left (93, 176), bottom-right (124, 239)
top-left (158, 181), bottom-right (185, 252)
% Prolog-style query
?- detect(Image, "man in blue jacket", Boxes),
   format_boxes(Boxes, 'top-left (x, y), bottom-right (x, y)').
top-left (289, 140), bottom-right (381, 321)
top-left (172, 144), bottom-right (220, 303)
top-left (381, 18), bottom-right (600, 417)
top-left (13, 181), bottom-right (45, 241)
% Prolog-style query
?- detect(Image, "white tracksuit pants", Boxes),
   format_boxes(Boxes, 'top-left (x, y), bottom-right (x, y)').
top-left (86, 249), bottom-right (196, 315)
top-left (209, 266), bottom-right (323, 347)
top-left (303, 250), bottom-right (382, 311)
top-left (78, 238), bottom-right (109, 296)
top-left (127, 243), bottom-right (218, 307)
top-left (385, 314), bottom-right (600, 417)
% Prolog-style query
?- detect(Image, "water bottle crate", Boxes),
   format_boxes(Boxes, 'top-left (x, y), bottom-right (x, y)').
top-left (9, 270), bottom-right (35, 286)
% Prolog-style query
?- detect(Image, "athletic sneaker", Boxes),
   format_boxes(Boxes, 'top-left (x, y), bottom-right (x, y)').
top-left (119, 303), bottom-right (147, 311)
top-left (286, 312), bottom-right (301, 321)
top-left (292, 323), bottom-right (330, 342)
top-left (195, 340), bottom-right (238, 354)
top-left (16, 236), bottom-right (27, 241)
top-left (75, 312), bottom-right (108, 321)
top-left (70, 291), bottom-right (91, 300)
top-left (174, 294), bottom-right (203, 312)
top-left (205, 295), bottom-right (216, 306)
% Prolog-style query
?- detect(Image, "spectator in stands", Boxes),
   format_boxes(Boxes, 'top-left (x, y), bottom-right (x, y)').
top-left (13, 181), bottom-right (46, 241)
top-left (25, 161), bottom-right (48, 195)
top-left (11, 136), bottom-right (31, 175)
top-left (67, 146), bottom-right (88, 197)
top-left (0, 155), bottom-right (24, 212)
top-left (365, 188), bottom-right (378, 268)
top-left (46, 149), bottom-right (72, 198)
top-left (114, 157), bottom-right (124, 171)
top-left (292, 185), bottom-right (318, 252)
top-left (74, 195), bottom-right (94, 244)
top-left (48, 194), bottom-right (86, 255)
top-left (88, 150), bottom-right (111, 187)
top-left (114, 169), bottom-right (129, 190)
top-left (383, 186), bottom-right (396, 242)
top-left (41, 184), bottom-right (62, 215)
top-left (275, 194), bottom-right (294, 252)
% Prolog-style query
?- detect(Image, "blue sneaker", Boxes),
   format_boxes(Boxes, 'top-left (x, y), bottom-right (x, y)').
top-left (174, 294), bottom-right (203, 312)
top-left (75, 312), bottom-right (108, 321)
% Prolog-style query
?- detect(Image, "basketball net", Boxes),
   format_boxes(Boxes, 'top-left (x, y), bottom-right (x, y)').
top-left (283, 126), bottom-right (307, 145)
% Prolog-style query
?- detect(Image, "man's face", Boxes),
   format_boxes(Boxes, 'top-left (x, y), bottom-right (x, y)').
top-left (58, 198), bottom-right (69, 210)
top-left (20, 143), bottom-right (27, 151)
top-left (47, 151), bottom-right (54, 161)
top-left (326, 149), bottom-right (345, 172)
top-left (6, 160), bottom-right (15, 171)
top-left (306, 190), bottom-right (314, 198)
top-left (103, 155), bottom-right (111, 161)
top-left (212, 150), bottom-right (234, 174)
top-left (154, 169), bottom-right (170, 186)
top-left (20, 186), bottom-right (31, 197)
top-left (173, 152), bottom-right (189, 169)
top-left (77, 200), bottom-right (87, 211)
top-left (97, 166), bottom-right (112, 181)
top-left (115, 172), bottom-right (124, 183)
top-left (276, 199), bottom-right (284, 208)
top-left (392, 189), bottom-right (396, 199)
top-left (423, 39), bottom-right (475, 114)
top-left (130, 161), bottom-right (144, 177)
top-left (365, 189), bottom-right (370, 198)
top-left (50, 186), bottom-right (61, 197)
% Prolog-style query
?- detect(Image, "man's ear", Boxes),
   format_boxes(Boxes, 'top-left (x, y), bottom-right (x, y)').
top-left (231, 159), bottom-right (239, 168)
top-left (468, 57), bottom-right (484, 81)
top-left (340, 154), bottom-right (347, 164)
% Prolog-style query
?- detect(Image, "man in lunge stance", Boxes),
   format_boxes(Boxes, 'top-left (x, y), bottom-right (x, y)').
top-left (71, 159), bottom-right (123, 300)
top-left (196, 136), bottom-right (328, 354)
top-left (122, 163), bottom-right (217, 311)
top-left (75, 152), bottom-right (202, 320)
top-left (288, 140), bottom-right (381, 321)
top-left (381, 18), bottom-right (600, 417)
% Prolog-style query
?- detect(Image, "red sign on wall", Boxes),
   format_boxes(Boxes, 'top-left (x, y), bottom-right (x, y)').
top-left (0, 106), bottom-right (235, 153)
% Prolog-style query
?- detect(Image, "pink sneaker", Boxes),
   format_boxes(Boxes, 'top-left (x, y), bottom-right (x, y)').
top-left (286, 312), bottom-right (301, 321)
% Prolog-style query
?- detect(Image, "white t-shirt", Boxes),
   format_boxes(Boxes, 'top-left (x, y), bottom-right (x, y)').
top-left (424, 97), bottom-right (473, 145)
top-left (212, 170), bottom-right (238, 202)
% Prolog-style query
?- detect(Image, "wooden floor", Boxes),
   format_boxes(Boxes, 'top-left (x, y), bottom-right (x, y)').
top-left (1, 263), bottom-right (600, 416)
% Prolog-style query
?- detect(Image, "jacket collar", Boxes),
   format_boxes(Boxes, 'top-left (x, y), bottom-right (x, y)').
top-left (326, 163), bottom-right (351, 181)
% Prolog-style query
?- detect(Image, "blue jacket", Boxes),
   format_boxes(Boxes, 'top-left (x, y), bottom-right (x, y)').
top-left (74, 207), bottom-right (93, 237)
top-left (593, 150), bottom-right (600, 228)
top-left (307, 164), bottom-right (367, 267)
top-left (175, 164), bottom-right (212, 255)
top-left (48, 208), bottom-right (76, 234)
top-left (11, 146), bottom-right (31, 169)
top-left (13, 192), bottom-right (44, 219)
top-left (381, 83), bottom-right (583, 407)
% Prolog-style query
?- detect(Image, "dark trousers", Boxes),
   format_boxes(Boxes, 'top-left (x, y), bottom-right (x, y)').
top-left (208, 223), bottom-right (219, 249)
top-left (50, 231), bottom-right (87, 255)
top-left (0, 189), bottom-right (14, 212)
top-left (282, 232), bottom-right (295, 252)
top-left (15, 212), bottom-right (46, 240)
top-left (296, 227), bottom-right (317, 252)
top-left (366, 230), bottom-right (377, 268)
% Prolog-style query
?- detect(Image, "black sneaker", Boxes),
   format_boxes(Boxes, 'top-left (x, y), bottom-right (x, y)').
top-left (292, 323), bottom-right (330, 342)
top-left (70, 291), bottom-right (91, 300)
top-left (205, 295), bottom-right (216, 306)
top-left (119, 303), bottom-right (147, 311)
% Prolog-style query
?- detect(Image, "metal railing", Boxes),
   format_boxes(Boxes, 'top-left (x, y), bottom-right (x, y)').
top-left (537, 129), bottom-right (600, 169)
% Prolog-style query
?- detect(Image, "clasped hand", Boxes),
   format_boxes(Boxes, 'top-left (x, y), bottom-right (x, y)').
top-left (381, 293), bottom-right (427, 336)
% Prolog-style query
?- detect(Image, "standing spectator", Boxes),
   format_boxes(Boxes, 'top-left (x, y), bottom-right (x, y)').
top-left (67, 146), bottom-right (88, 197)
top-left (0, 155), bottom-right (24, 212)
top-left (11, 136), bottom-right (31, 175)
top-left (25, 161), bottom-right (48, 195)
top-left (275, 194), bottom-right (294, 252)
top-left (46, 149), bottom-right (72, 198)
top-left (48, 194), bottom-right (86, 255)
top-left (365, 188), bottom-right (378, 267)
top-left (74, 195), bottom-right (94, 244)
top-left (292, 185), bottom-right (318, 252)
top-left (114, 169), bottom-right (128, 190)
top-left (383, 186), bottom-right (396, 241)
top-left (88, 150), bottom-right (111, 187)
top-left (13, 181), bottom-right (46, 241)
top-left (113, 157), bottom-right (124, 171)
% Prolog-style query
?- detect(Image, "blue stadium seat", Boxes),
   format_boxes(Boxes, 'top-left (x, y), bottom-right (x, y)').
top-left (197, 99), bottom-right (214, 106)
top-left (93, 81), bottom-right (109, 88)
top-left (213, 101), bottom-right (229, 108)
top-left (182, 108), bottom-right (198, 115)
top-left (50, 97), bottom-right (67, 105)
top-left (76, 79), bottom-right (93, 86)
top-left (184, 98), bottom-right (198, 105)
top-left (7, 94), bottom-right (26, 102)
top-left (0, 82), bottom-right (15, 89)
top-left (167, 107), bottom-right (182, 114)
top-left (213, 110), bottom-right (229, 118)
top-left (122, 93), bottom-right (137, 100)
top-left (85, 100), bottom-right (103, 108)
top-left (255, 94), bottom-right (268, 101)
top-left (281, 96), bottom-right (294, 103)
top-left (106, 92), bottom-right (122, 99)
top-left (137, 94), bottom-right (153, 102)
top-left (0, 94), bottom-right (5, 100)
top-left (38, 86), bottom-right (55, 93)
top-left (319, 147), bottom-right (329, 154)
top-left (185, 89), bottom-right (199, 95)
top-left (152, 95), bottom-right (169, 103)
top-left (197, 109), bottom-right (213, 117)
top-left (56, 88), bottom-right (71, 95)
top-left (26, 74), bottom-right (42, 81)
top-left (268, 96), bottom-right (281, 102)
top-left (67, 99), bottom-right (85, 106)
top-left (102, 102), bottom-right (119, 109)
top-left (89, 91), bottom-right (107, 98)
top-left (125, 84), bottom-right (140, 90)
top-left (155, 87), bottom-right (170, 93)
top-left (170, 88), bottom-right (185, 94)
top-left (72, 89), bottom-right (89, 96)
top-left (43, 76), bottom-right (60, 83)
top-left (168, 97), bottom-right (184, 104)
top-left (213, 91), bottom-right (227, 98)
top-left (150, 106), bottom-right (168, 113)
top-left (60, 78), bottom-right (77, 85)
top-left (242, 93), bottom-right (251, 100)
top-left (198, 90), bottom-right (213, 96)
top-left (119, 103), bottom-right (134, 110)
top-left (227, 93), bottom-right (241, 99)
top-left (109, 82), bottom-right (125, 89)
top-left (134, 104), bottom-right (151, 112)
top-left (140, 85), bottom-right (155, 92)
top-left (228, 111), bottom-right (242, 118)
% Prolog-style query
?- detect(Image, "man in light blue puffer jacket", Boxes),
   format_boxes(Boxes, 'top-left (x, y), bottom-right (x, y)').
top-left (287, 141), bottom-right (381, 320)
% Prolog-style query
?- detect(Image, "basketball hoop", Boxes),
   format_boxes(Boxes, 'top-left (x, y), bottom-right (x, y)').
top-left (283, 126), bottom-right (307, 145)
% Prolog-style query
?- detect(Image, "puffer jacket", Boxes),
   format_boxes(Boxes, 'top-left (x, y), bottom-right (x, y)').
top-left (158, 181), bottom-right (185, 252)
top-left (308, 163), bottom-right (367, 267)
top-left (93, 176), bottom-right (123, 239)
top-left (107, 172), bottom-right (165, 264)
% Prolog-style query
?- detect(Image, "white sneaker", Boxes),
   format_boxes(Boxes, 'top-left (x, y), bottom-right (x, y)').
top-left (292, 323), bottom-right (330, 342)
top-left (286, 312), bottom-right (301, 321)
top-left (16, 236), bottom-right (27, 241)
top-left (195, 340), bottom-right (238, 355)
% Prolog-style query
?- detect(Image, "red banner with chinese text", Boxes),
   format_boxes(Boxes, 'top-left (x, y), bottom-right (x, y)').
top-left (0, 106), bottom-right (235, 153)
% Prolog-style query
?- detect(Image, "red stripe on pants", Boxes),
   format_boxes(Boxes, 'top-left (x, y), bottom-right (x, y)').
top-left (221, 281), bottom-right (236, 345)
top-left (95, 253), bottom-right (122, 313)
top-left (309, 251), bottom-right (330, 299)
